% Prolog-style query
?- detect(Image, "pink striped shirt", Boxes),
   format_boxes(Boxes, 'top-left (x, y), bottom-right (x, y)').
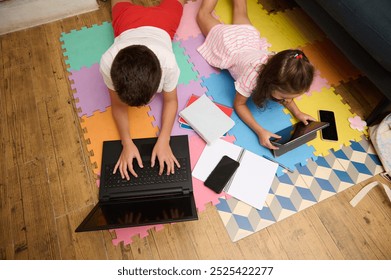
top-left (198, 24), bottom-right (271, 97)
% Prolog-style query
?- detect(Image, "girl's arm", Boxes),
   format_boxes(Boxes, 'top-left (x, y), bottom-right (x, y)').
top-left (233, 93), bottom-right (280, 149)
top-left (283, 99), bottom-right (316, 124)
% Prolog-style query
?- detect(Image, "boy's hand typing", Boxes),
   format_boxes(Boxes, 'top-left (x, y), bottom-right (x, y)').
top-left (151, 138), bottom-right (180, 176)
top-left (113, 140), bottom-right (143, 180)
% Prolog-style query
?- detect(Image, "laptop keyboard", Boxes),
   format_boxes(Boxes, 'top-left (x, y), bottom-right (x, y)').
top-left (103, 158), bottom-right (188, 188)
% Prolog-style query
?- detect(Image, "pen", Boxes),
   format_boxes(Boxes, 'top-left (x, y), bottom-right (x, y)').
top-left (262, 155), bottom-right (294, 173)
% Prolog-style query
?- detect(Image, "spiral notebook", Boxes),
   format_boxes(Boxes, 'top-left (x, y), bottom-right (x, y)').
top-left (192, 139), bottom-right (278, 210)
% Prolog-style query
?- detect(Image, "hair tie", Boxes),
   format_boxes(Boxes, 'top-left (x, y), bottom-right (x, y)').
top-left (294, 53), bottom-right (303, 59)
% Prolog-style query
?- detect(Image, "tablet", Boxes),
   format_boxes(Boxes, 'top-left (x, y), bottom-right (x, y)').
top-left (271, 121), bottom-right (329, 157)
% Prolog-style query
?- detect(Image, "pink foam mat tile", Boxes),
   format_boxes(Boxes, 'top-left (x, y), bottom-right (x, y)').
top-left (70, 64), bottom-right (111, 117)
top-left (189, 134), bottom-right (235, 211)
top-left (193, 177), bottom-right (224, 212)
top-left (111, 224), bottom-right (165, 246)
top-left (176, 0), bottom-right (202, 41)
top-left (307, 71), bottom-right (330, 95)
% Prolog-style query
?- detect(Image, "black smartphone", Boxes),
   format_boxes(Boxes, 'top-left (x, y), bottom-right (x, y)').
top-left (204, 156), bottom-right (240, 194)
top-left (319, 110), bottom-right (338, 141)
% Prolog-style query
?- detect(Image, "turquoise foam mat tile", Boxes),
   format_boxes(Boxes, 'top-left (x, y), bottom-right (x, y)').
top-left (172, 41), bottom-right (198, 85)
top-left (61, 22), bottom-right (200, 122)
top-left (61, 22), bottom-right (197, 85)
top-left (60, 22), bottom-right (114, 71)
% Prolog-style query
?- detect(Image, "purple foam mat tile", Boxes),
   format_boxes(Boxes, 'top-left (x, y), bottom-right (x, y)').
top-left (179, 34), bottom-right (220, 79)
top-left (148, 79), bottom-right (208, 136)
top-left (70, 64), bottom-right (110, 117)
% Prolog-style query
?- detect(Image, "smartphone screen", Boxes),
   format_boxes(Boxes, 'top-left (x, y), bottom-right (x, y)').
top-left (319, 110), bottom-right (338, 141)
top-left (204, 156), bottom-right (240, 194)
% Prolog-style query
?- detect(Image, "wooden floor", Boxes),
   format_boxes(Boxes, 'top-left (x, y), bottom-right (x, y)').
top-left (1, 1), bottom-right (391, 260)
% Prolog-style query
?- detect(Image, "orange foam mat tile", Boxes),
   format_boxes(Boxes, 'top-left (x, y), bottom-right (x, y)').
top-left (257, 0), bottom-right (298, 14)
top-left (80, 106), bottom-right (159, 173)
top-left (302, 39), bottom-right (361, 87)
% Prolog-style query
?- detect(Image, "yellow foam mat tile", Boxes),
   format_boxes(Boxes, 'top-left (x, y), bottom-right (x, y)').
top-left (81, 106), bottom-right (159, 173)
top-left (302, 39), bottom-right (361, 86)
top-left (253, 9), bottom-right (325, 51)
top-left (215, 0), bottom-right (325, 51)
top-left (285, 87), bottom-right (365, 156)
top-left (215, 0), bottom-right (234, 23)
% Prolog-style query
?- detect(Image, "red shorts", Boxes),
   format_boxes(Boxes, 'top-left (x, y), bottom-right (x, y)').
top-left (112, 0), bottom-right (183, 39)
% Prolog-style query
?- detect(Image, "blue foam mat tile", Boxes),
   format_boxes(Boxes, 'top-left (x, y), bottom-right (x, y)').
top-left (201, 70), bottom-right (317, 175)
top-left (201, 70), bottom-right (236, 106)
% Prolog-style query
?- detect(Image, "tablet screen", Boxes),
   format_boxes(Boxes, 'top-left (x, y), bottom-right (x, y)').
top-left (271, 121), bottom-right (329, 145)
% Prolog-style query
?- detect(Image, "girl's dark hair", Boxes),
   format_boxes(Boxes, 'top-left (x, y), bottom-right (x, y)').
top-left (252, 49), bottom-right (314, 107)
top-left (110, 45), bottom-right (162, 106)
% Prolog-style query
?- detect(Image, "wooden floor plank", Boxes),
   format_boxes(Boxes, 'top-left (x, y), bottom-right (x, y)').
top-left (19, 159), bottom-right (61, 259)
top-left (206, 204), bottom-right (246, 259)
top-left (184, 207), bottom-right (227, 259)
top-left (313, 185), bottom-right (386, 260)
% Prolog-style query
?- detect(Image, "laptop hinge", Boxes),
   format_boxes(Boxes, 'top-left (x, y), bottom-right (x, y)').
top-left (182, 188), bottom-right (190, 195)
top-left (106, 187), bottom-right (186, 201)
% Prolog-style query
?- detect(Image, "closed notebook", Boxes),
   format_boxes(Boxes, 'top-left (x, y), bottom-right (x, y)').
top-left (179, 94), bottom-right (234, 125)
top-left (179, 94), bottom-right (235, 144)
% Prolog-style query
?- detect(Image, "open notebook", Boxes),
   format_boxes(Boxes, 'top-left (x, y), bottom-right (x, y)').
top-left (192, 139), bottom-right (278, 210)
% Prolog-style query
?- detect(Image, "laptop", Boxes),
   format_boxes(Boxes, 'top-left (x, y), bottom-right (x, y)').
top-left (271, 121), bottom-right (329, 157)
top-left (75, 135), bottom-right (198, 232)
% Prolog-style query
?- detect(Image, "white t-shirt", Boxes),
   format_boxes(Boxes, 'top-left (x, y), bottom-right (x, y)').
top-left (99, 26), bottom-right (180, 93)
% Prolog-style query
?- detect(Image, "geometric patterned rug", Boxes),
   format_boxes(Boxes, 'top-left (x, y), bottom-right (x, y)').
top-left (217, 136), bottom-right (384, 241)
top-left (60, 0), bottom-right (384, 244)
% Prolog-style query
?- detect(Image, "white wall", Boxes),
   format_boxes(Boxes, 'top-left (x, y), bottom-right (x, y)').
top-left (0, 0), bottom-right (99, 35)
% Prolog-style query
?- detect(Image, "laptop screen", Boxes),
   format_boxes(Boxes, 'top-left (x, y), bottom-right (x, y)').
top-left (76, 194), bottom-right (197, 232)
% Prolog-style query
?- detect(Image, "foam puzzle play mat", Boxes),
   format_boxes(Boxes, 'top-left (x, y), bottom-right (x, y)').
top-left (60, 0), bottom-right (384, 244)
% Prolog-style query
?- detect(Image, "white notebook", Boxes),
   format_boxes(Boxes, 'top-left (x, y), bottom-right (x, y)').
top-left (192, 139), bottom-right (278, 210)
top-left (179, 95), bottom-right (235, 144)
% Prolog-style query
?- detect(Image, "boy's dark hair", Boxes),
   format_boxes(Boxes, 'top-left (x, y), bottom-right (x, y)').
top-left (110, 45), bottom-right (162, 106)
top-left (252, 49), bottom-right (314, 107)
